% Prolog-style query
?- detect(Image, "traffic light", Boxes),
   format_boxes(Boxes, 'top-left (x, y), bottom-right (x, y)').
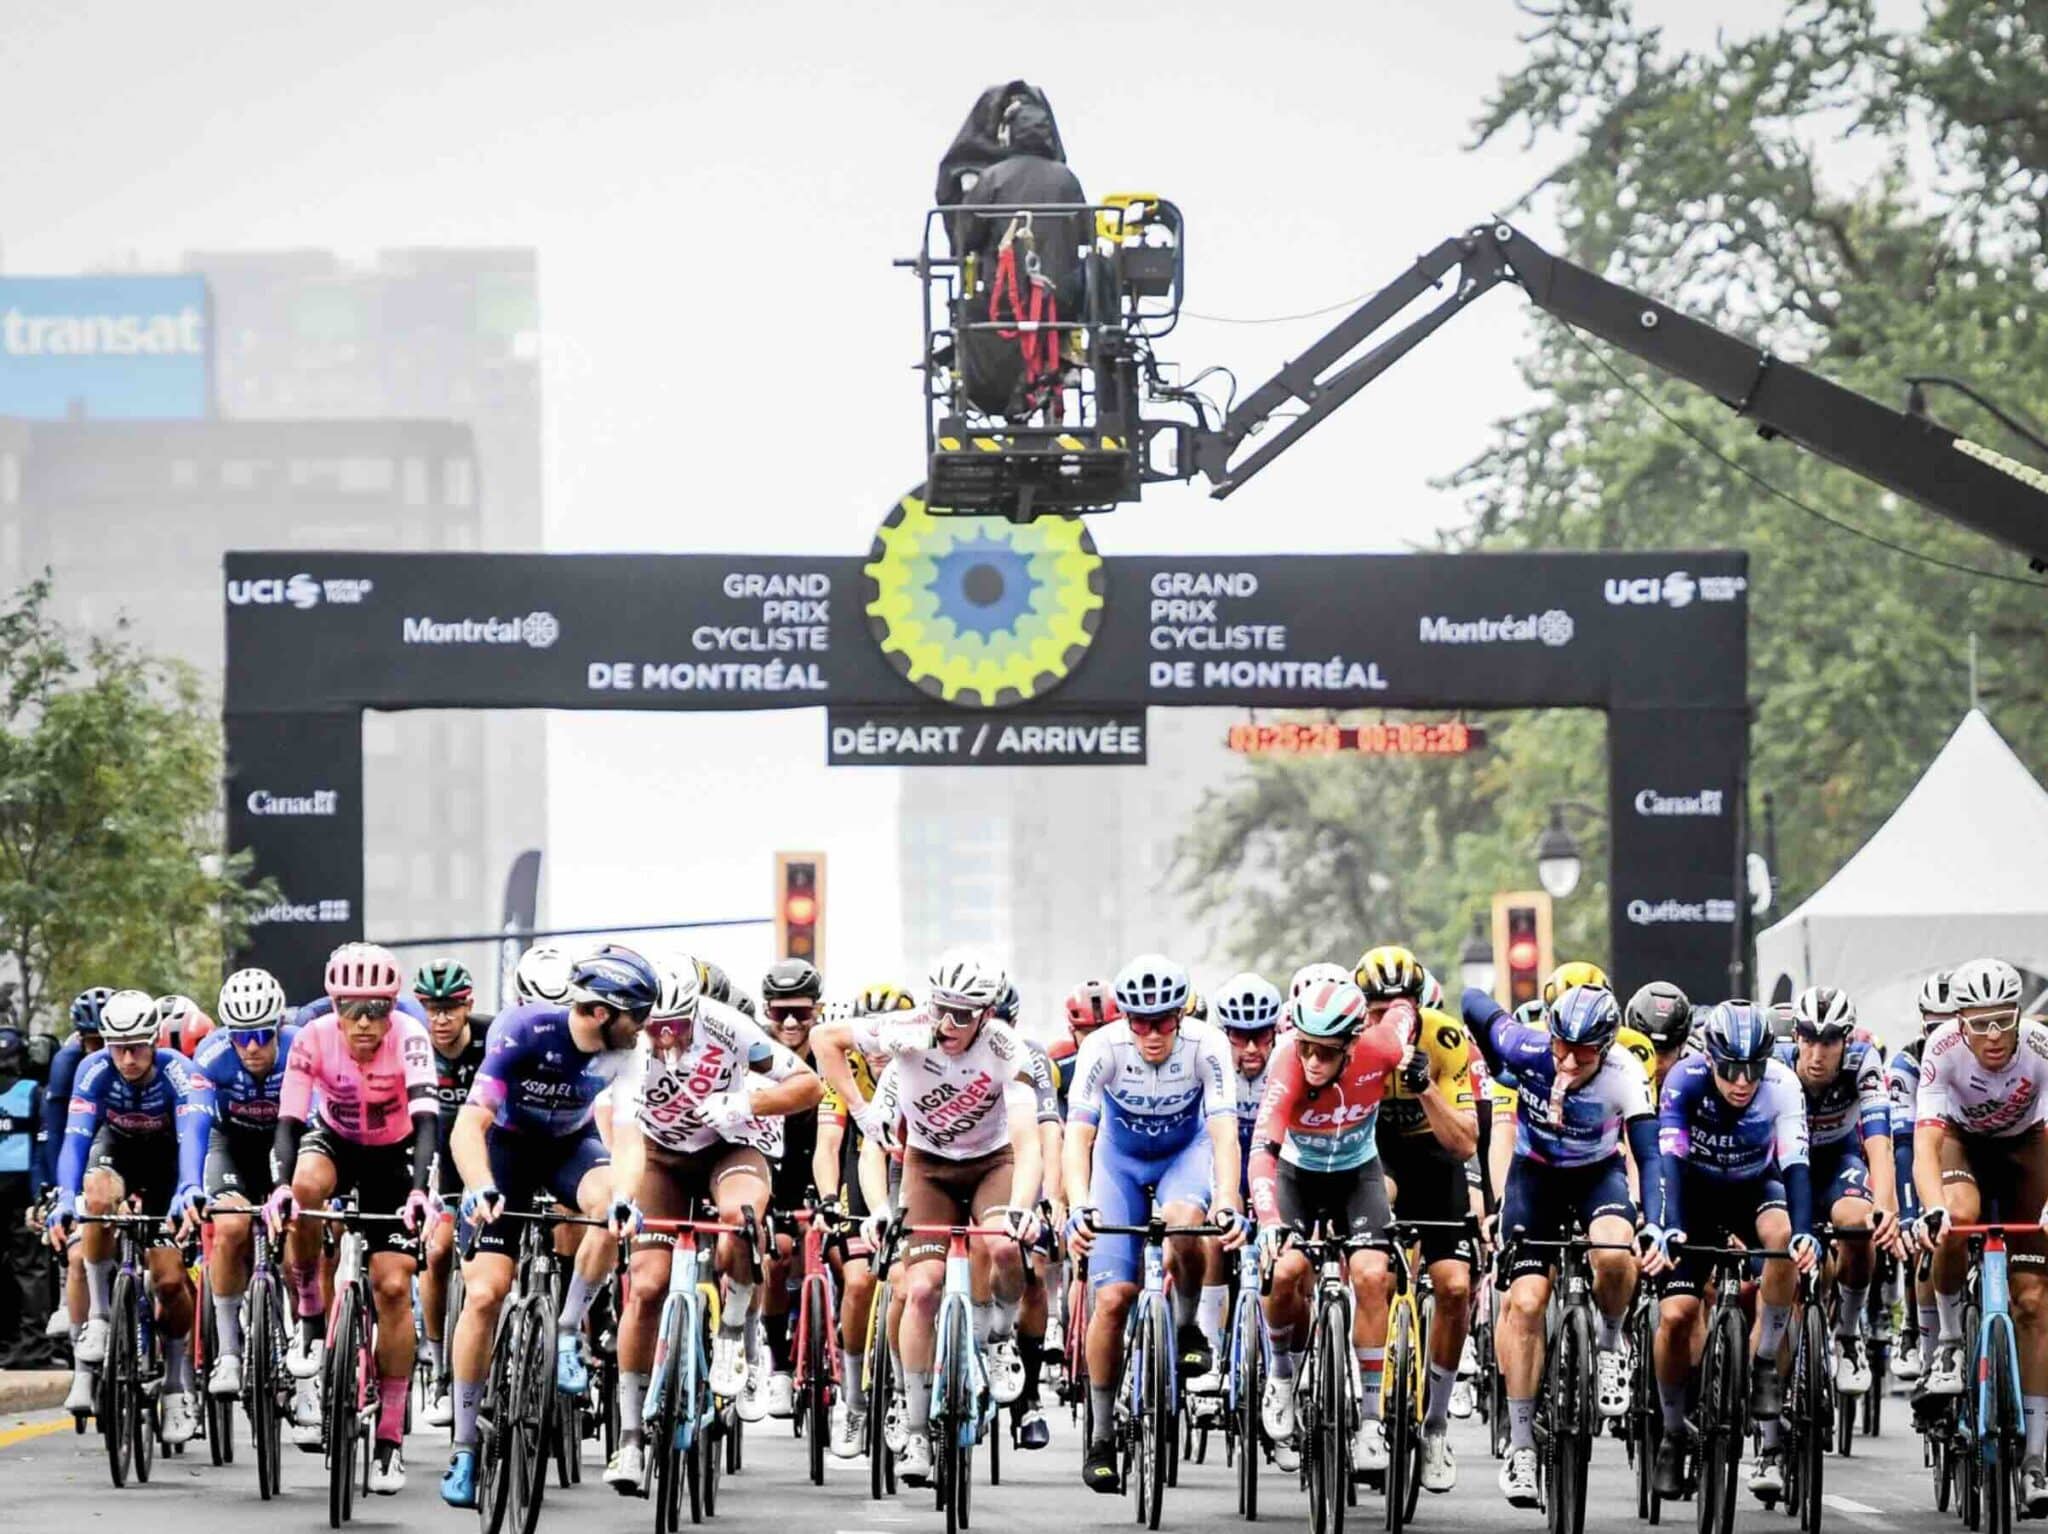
top-left (1490, 890), bottom-right (1554, 1009)
top-left (774, 852), bottom-right (826, 968)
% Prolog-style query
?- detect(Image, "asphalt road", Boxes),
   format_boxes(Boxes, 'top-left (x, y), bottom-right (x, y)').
top-left (0, 1385), bottom-right (1943, 1534)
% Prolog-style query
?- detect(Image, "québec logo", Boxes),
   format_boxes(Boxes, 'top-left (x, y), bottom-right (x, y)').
top-left (226, 574), bottom-right (375, 609)
top-left (1417, 609), bottom-right (1574, 647)
top-left (250, 897), bottom-right (352, 925)
top-left (1604, 570), bottom-right (1747, 608)
top-left (1626, 898), bottom-right (1738, 925)
top-left (400, 612), bottom-right (559, 649)
top-left (245, 789), bottom-right (340, 817)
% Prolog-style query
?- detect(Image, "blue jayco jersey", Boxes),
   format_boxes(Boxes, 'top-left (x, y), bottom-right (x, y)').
top-left (1461, 990), bottom-right (1652, 1169)
top-left (468, 1003), bottom-right (631, 1137)
top-left (1772, 1038), bottom-right (1888, 1152)
top-left (1069, 1021), bottom-right (1235, 1150)
top-left (58, 1049), bottom-right (212, 1196)
top-left (37, 1037), bottom-right (94, 1189)
top-left (1885, 1037), bottom-right (1926, 1215)
top-left (194, 1025), bottom-right (300, 1137)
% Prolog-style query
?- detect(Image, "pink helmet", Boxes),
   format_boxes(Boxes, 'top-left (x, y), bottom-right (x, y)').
top-left (325, 942), bottom-right (404, 1002)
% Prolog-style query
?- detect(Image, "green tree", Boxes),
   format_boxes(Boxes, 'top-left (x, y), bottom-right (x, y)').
top-left (1182, 0), bottom-right (2048, 985)
top-left (0, 577), bottom-right (274, 1028)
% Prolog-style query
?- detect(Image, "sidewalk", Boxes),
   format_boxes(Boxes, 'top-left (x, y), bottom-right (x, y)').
top-left (0, 1370), bottom-right (69, 1412)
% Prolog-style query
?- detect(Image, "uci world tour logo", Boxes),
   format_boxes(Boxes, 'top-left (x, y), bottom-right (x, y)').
top-left (862, 489), bottom-right (1104, 708)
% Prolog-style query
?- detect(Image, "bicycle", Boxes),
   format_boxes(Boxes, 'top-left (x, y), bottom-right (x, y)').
top-left (1855, 1253), bottom-right (1892, 1443)
top-left (298, 1199), bottom-right (407, 1530)
top-left (1283, 1223), bottom-right (1366, 1534)
top-left (787, 1202), bottom-right (844, 1486)
top-left (1777, 1254), bottom-right (1834, 1533)
top-left (641, 1205), bottom-right (760, 1531)
top-left (78, 1210), bottom-right (173, 1488)
top-left (1224, 1238), bottom-right (1271, 1521)
top-left (1670, 1243), bottom-right (1795, 1534)
top-left (210, 1204), bottom-right (294, 1499)
top-left (1626, 1277), bottom-right (1662, 1524)
top-left (864, 1211), bottom-right (908, 1502)
top-left (195, 1221), bottom-right (236, 1468)
top-left (1379, 1218), bottom-right (1469, 1533)
top-left (1952, 1224), bottom-right (2030, 1534)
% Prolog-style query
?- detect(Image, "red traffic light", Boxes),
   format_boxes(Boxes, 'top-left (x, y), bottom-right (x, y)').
top-left (785, 894), bottom-right (817, 925)
top-left (1507, 937), bottom-right (1539, 971)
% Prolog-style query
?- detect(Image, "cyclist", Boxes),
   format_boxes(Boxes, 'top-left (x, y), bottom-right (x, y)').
top-left (812, 948), bottom-right (1059, 1488)
top-left (746, 956), bottom-right (829, 1420)
top-left (1626, 981), bottom-right (1694, 1095)
top-left (156, 993), bottom-right (215, 1059)
top-left (817, 980), bottom-right (904, 1459)
top-left (45, 987), bottom-right (211, 1446)
top-left (1775, 985), bottom-right (1901, 1398)
top-left (39, 987), bottom-right (108, 1415)
top-left (266, 943), bottom-right (438, 1491)
top-left (1888, 968), bottom-right (1955, 1383)
top-left (513, 942), bottom-right (575, 1006)
top-left (1048, 978), bottom-right (1119, 1116)
top-left (1215, 973), bottom-right (1281, 1189)
top-left (440, 943), bottom-right (656, 1506)
top-left (409, 956), bottom-right (491, 1427)
top-left (1357, 944), bottom-right (1480, 1493)
top-left (1248, 976), bottom-right (1406, 1479)
top-left (1462, 982), bottom-right (1659, 1508)
top-left (194, 967), bottom-right (298, 1400)
top-left (1911, 957), bottom-right (2048, 1510)
top-left (602, 954), bottom-right (822, 1492)
top-left (1644, 999), bottom-right (1817, 1500)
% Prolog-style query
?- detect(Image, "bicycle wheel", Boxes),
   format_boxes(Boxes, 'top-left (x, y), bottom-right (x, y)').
top-left (936, 1301), bottom-right (971, 1534)
top-left (1631, 1300), bottom-right (1661, 1524)
top-left (1698, 1308), bottom-right (1744, 1534)
top-left (1385, 1318), bottom-right (1412, 1532)
top-left (1798, 1304), bottom-right (1827, 1534)
top-left (1236, 1303), bottom-right (1263, 1521)
top-left (1860, 1330), bottom-right (1884, 1439)
top-left (867, 1285), bottom-right (896, 1500)
top-left (250, 1278), bottom-right (282, 1499)
top-left (1985, 1322), bottom-right (2019, 1534)
top-left (1318, 1299), bottom-right (1349, 1534)
top-left (103, 1272), bottom-right (136, 1487)
top-left (328, 1286), bottom-right (363, 1529)
top-left (1301, 1343), bottom-right (1329, 1534)
top-left (1141, 1303), bottom-right (1171, 1530)
top-left (699, 1299), bottom-right (725, 1521)
top-left (477, 1309), bottom-right (516, 1534)
top-left (508, 1302), bottom-right (555, 1534)
top-left (805, 1276), bottom-right (830, 1486)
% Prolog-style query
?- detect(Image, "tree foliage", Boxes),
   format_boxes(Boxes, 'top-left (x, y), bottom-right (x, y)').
top-left (1182, 0), bottom-right (2048, 985)
top-left (0, 577), bottom-right (274, 1027)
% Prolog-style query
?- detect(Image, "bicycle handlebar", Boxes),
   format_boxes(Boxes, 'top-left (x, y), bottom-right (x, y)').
top-left (1080, 1222), bottom-right (1231, 1239)
top-left (1947, 1223), bottom-right (2041, 1236)
top-left (298, 1208), bottom-right (409, 1225)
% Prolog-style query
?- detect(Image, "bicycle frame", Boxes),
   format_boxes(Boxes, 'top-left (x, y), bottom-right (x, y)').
top-left (1954, 1226), bottom-right (2027, 1475)
top-left (644, 1213), bottom-right (748, 1445)
top-left (908, 1223), bottom-right (1011, 1449)
top-left (790, 1207), bottom-right (842, 1407)
top-left (1225, 1240), bottom-right (1270, 1423)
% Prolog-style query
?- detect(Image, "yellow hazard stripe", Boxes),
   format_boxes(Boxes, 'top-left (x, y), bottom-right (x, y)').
top-left (1055, 434), bottom-right (1086, 451)
top-left (973, 437), bottom-right (1002, 452)
top-left (938, 436), bottom-right (962, 450)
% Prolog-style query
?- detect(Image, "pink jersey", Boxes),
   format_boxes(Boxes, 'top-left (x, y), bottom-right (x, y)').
top-left (279, 1012), bottom-right (436, 1146)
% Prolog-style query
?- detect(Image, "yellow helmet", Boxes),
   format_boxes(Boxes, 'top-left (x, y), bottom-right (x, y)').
top-left (1183, 990), bottom-right (1208, 1021)
top-left (856, 981), bottom-right (915, 1015)
top-left (1354, 945), bottom-right (1425, 1002)
top-left (1543, 960), bottom-right (1610, 1011)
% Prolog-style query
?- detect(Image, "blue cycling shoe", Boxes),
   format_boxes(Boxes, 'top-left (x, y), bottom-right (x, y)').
top-left (556, 1332), bottom-right (589, 1394)
top-left (441, 1447), bottom-right (478, 1508)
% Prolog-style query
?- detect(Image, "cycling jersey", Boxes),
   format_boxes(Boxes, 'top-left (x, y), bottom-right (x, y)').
top-left (1068, 1020), bottom-right (1234, 1148)
top-left (1886, 1035), bottom-right (1928, 1215)
top-left (1047, 1035), bottom-right (1080, 1117)
top-left (1480, 1022), bottom-right (1653, 1110)
top-left (819, 1047), bottom-right (878, 1124)
top-left (1232, 1066), bottom-right (1267, 1172)
top-left (431, 1025), bottom-right (491, 1138)
top-left (194, 1025), bottom-right (301, 1137)
top-left (58, 1049), bottom-right (211, 1197)
top-left (612, 998), bottom-right (807, 1157)
top-left (1378, 1005), bottom-right (1476, 1146)
top-left (1917, 1020), bottom-right (2048, 1139)
top-left (1656, 1052), bottom-right (1812, 1237)
top-left (279, 1012), bottom-right (436, 1146)
top-left (1247, 1025), bottom-right (1405, 1221)
top-left (468, 1002), bottom-right (632, 1137)
top-left (37, 1036), bottom-right (98, 1191)
top-left (849, 1014), bottom-right (1055, 1160)
top-left (1772, 1037), bottom-right (1888, 1150)
top-left (1462, 989), bottom-right (1652, 1168)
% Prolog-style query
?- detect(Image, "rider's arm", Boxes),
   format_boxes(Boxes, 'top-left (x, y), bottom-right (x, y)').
top-left (450, 1102), bottom-right (495, 1194)
top-left (1415, 1026), bottom-right (1479, 1161)
top-left (1769, 1072), bottom-right (1814, 1236)
top-left (1911, 1119), bottom-right (1948, 1215)
top-left (1195, 1027), bottom-right (1243, 1209)
top-left (1853, 1047), bottom-right (1898, 1216)
top-left (397, 1022), bottom-right (441, 1193)
top-left (743, 1041), bottom-right (825, 1118)
top-left (1653, 1063), bottom-right (1695, 1232)
top-left (810, 1022), bottom-right (868, 1126)
top-left (165, 1053), bottom-right (214, 1192)
top-left (1886, 1047), bottom-right (1920, 1220)
top-left (609, 1115), bottom-right (647, 1212)
top-left (1459, 986), bottom-right (1512, 1078)
top-left (37, 1046), bottom-right (78, 1194)
top-left (1008, 1091), bottom-right (1043, 1210)
top-left (814, 1113), bottom-right (846, 1202)
top-left (55, 1055), bottom-right (107, 1198)
top-left (858, 1135), bottom-right (889, 1215)
top-left (1205, 1114), bottom-right (1243, 1216)
top-left (1246, 1045), bottom-right (1301, 1228)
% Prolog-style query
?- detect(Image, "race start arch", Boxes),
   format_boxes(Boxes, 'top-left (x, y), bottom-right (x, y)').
top-left (223, 501), bottom-right (1749, 1000)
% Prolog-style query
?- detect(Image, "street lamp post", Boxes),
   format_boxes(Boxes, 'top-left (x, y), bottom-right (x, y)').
top-left (1459, 916), bottom-right (1495, 997)
top-left (1534, 800), bottom-right (1604, 901)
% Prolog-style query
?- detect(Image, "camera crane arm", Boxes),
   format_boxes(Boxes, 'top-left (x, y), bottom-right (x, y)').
top-left (1186, 221), bottom-right (2048, 571)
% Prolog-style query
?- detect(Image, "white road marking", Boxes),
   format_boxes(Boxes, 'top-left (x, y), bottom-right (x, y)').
top-left (1823, 1494), bottom-right (1886, 1517)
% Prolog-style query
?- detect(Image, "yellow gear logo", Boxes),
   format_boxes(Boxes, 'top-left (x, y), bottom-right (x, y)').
top-left (863, 492), bottom-right (1105, 708)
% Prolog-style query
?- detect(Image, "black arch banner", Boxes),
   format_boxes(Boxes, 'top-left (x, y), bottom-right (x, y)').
top-left (224, 549), bottom-right (1747, 1000)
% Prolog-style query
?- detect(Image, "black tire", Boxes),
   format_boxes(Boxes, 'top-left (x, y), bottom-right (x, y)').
top-left (941, 1300), bottom-right (973, 1534)
top-left (328, 1286), bottom-right (363, 1529)
top-left (1633, 1300), bottom-right (1662, 1524)
top-left (477, 1307), bottom-right (516, 1534)
top-left (1799, 1305), bottom-right (1827, 1534)
top-left (867, 1289), bottom-right (896, 1500)
top-left (1302, 1339), bottom-right (1328, 1534)
top-left (647, 1296), bottom-right (685, 1534)
top-left (1237, 1303), bottom-right (1263, 1522)
top-left (1699, 1307), bottom-right (1745, 1534)
top-left (1486, 1321), bottom-right (1510, 1462)
top-left (508, 1302), bottom-right (554, 1534)
top-left (104, 1273), bottom-right (136, 1487)
top-left (251, 1276), bottom-right (283, 1499)
top-left (1986, 1324), bottom-right (2018, 1534)
top-left (1860, 1334), bottom-right (1883, 1439)
top-left (1140, 1304), bottom-right (1170, 1530)
top-left (200, 1272), bottom-right (228, 1467)
top-left (804, 1278), bottom-right (829, 1486)
top-left (1935, 1429), bottom-right (1955, 1513)
top-left (725, 1402), bottom-right (743, 1474)
top-left (1321, 1299), bottom-right (1349, 1534)
top-left (1385, 1321), bottom-right (1411, 1533)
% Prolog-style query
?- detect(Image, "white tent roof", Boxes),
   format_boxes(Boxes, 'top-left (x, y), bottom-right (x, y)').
top-left (1756, 709), bottom-right (2048, 1037)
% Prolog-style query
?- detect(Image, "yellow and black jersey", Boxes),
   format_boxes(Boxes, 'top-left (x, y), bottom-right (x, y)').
top-left (820, 1048), bottom-right (878, 1125)
top-left (1378, 1007), bottom-right (1476, 1137)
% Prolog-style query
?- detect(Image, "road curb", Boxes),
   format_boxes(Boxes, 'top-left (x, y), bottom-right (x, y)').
top-left (0, 1371), bottom-right (70, 1413)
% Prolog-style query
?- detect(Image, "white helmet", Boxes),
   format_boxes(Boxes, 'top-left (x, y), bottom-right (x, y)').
top-left (1288, 963), bottom-right (1351, 1001)
top-left (650, 953), bottom-right (701, 1023)
top-left (927, 948), bottom-right (1007, 1011)
top-left (1950, 957), bottom-right (2023, 1012)
top-left (514, 943), bottom-right (575, 1005)
top-left (100, 988), bottom-right (158, 1045)
top-left (217, 968), bottom-right (288, 1029)
top-left (1113, 953), bottom-right (1189, 1018)
top-left (1214, 972), bottom-right (1283, 1032)
top-left (1917, 969), bottom-right (1956, 1022)
top-left (1791, 985), bottom-right (1857, 1039)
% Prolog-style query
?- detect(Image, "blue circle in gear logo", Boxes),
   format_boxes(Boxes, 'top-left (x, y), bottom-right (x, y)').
top-left (863, 491), bottom-right (1105, 709)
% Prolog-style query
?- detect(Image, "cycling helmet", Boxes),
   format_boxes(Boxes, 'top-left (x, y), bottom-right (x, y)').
top-left (99, 989), bottom-right (158, 1046)
top-left (568, 944), bottom-right (661, 1016)
top-left (1114, 954), bottom-right (1190, 1018)
top-left (992, 982), bottom-right (1022, 1025)
top-left (325, 942), bottom-right (404, 1002)
top-left (1513, 999), bottom-right (1546, 1028)
top-left (1950, 957), bottom-right (2024, 1012)
top-left (1354, 945), bottom-right (1425, 1002)
top-left (1700, 1000), bottom-right (1775, 1070)
top-left (1289, 963), bottom-right (1351, 1001)
top-left (731, 992), bottom-right (759, 1020)
top-left (514, 944), bottom-right (575, 1006)
top-left (1063, 979), bottom-right (1120, 1032)
top-left (928, 948), bottom-right (1007, 1011)
top-left (1765, 1001), bottom-right (1797, 1041)
top-left (762, 957), bottom-right (824, 1004)
top-left (1549, 985), bottom-right (1621, 1050)
top-left (650, 954), bottom-right (702, 1024)
top-left (1791, 985), bottom-right (1857, 1041)
top-left (1419, 969), bottom-right (1445, 1012)
top-left (1916, 969), bottom-right (1956, 1024)
top-left (1289, 978), bottom-right (1370, 1041)
top-left (1625, 981), bottom-right (1692, 1050)
top-left (70, 987), bottom-right (113, 1035)
top-left (413, 957), bottom-right (475, 1004)
top-left (218, 968), bottom-right (288, 1030)
top-left (858, 981), bottom-right (917, 1015)
top-left (1214, 973), bottom-right (1283, 1032)
top-left (1182, 990), bottom-right (1208, 1022)
top-left (1543, 961), bottom-right (1609, 1010)
top-left (695, 959), bottom-right (733, 1005)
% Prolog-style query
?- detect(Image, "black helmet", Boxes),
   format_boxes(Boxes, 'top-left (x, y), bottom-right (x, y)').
top-left (761, 958), bottom-right (824, 1003)
top-left (1626, 981), bottom-right (1692, 1051)
top-left (992, 982), bottom-right (1021, 1024)
top-left (695, 960), bottom-right (734, 1005)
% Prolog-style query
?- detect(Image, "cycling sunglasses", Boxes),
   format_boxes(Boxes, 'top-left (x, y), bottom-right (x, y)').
top-left (1226, 1026), bottom-right (1278, 1044)
top-left (1961, 1007), bottom-right (2021, 1036)
top-left (1712, 1057), bottom-right (1769, 1084)
top-left (337, 998), bottom-right (393, 1021)
top-left (933, 1002), bottom-right (986, 1032)
top-left (1296, 1038), bottom-right (1349, 1065)
top-left (1125, 1013), bottom-right (1181, 1037)
top-left (229, 1027), bottom-right (279, 1048)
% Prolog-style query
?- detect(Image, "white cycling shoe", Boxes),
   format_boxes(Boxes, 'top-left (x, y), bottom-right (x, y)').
top-left (899, 1433), bottom-right (933, 1486)
top-left (605, 1440), bottom-right (646, 1492)
top-left (1260, 1375), bottom-right (1296, 1442)
top-left (286, 1333), bottom-right (325, 1380)
top-left (986, 1339), bottom-right (1026, 1405)
top-left (1596, 1346), bottom-right (1632, 1418)
top-left (708, 1333), bottom-right (748, 1398)
top-left (1500, 1447), bottom-right (1539, 1507)
top-left (64, 1370), bottom-right (96, 1415)
top-left (423, 1387), bottom-right (454, 1428)
top-left (209, 1353), bottom-right (243, 1398)
top-left (160, 1391), bottom-right (198, 1446)
top-left (830, 1401), bottom-right (865, 1459)
top-left (1354, 1417), bottom-right (1389, 1472)
top-left (763, 1370), bottom-right (795, 1419)
top-left (1421, 1427), bottom-right (1456, 1492)
top-left (367, 1446), bottom-right (406, 1495)
top-left (75, 1317), bottom-right (109, 1365)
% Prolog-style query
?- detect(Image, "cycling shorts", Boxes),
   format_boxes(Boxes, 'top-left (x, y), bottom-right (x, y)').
top-left (902, 1145), bottom-right (1013, 1268)
top-left (1938, 1125), bottom-right (2048, 1266)
top-left (1376, 1134), bottom-right (1475, 1267)
top-left (467, 1123), bottom-right (609, 1260)
top-left (203, 1125), bottom-right (272, 1202)
top-left (1499, 1156), bottom-right (1634, 1283)
top-left (1662, 1167), bottom-right (1786, 1298)
top-left (1087, 1127), bottom-right (1215, 1289)
top-left (86, 1126), bottom-right (179, 1244)
top-left (299, 1121), bottom-right (421, 1260)
top-left (1810, 1144), bottom-right (1872, 1209)
top-left (1272, 1158), bottom-right (1391, 1248)
top-left (629, 1140), bottom-right (772, 1279)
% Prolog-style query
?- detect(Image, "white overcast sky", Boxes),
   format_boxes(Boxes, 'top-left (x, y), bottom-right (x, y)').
top-left (1, 0), bottom-right (1878, 985)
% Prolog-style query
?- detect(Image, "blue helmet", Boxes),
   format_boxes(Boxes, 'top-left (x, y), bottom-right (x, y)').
top-left (1700, 1000), bottom-right (1774, 1075)
top-left (568, 944), bottom-right (662, 1016)
top-left (70, 987), bottom-right (113, 1034)
top-left (1549, 984), bottom-right (1621, 1049)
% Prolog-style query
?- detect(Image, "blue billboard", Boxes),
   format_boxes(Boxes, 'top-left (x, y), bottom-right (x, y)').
top-left (0, 275), bottom-right (212, 419)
